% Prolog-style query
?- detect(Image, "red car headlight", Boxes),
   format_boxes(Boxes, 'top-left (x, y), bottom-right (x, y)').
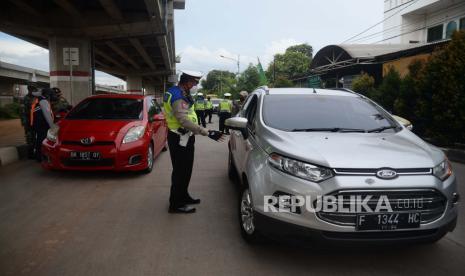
top-left (122, 126), bottom-right (146, 144)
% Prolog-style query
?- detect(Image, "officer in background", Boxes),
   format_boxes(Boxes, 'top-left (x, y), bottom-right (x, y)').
top-left (205, 96), bottom-right (213, 124)
top-left (194, 92), bottom-right (207, 128)
top-left (232, 90), bottom-right (248, 116)
top-left (31, 88), bottom-right (57, 161)
top-left (20, 85), bottom-right (39, 158)
top-left (51, 87), bottom-right (72, 115)
top-left (218, 93), bottom-right (232, 135)
top-left (163, 71), bottom-right (224, 214)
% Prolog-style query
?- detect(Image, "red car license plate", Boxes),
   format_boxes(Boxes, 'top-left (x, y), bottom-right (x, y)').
top-left (70, 151), bottom-right (101, 160)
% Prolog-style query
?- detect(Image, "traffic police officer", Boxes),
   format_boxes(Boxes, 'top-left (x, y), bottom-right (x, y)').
top-left (163, 71), bottom-right (224, 214)
top-left (194, 92), bottom-right (207, 128)
top-left (219, 93), bottom-right (232, 135)
top-left (205, 96), bottom-right (213, 124)
top-left (51, 87), bottom-right (72, 121)
top-left (30, 88), bottom-right (57, 161)
top-left (20, 85), bottom-right (38, 158)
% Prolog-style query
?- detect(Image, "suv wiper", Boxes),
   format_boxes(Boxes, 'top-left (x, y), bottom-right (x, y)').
top-left (367, 126), bottom-right (397, 133)
top-left (292, 128), bottom-right (366, 133)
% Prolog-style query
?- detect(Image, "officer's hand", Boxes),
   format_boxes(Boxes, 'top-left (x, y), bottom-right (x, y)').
top-left (208, 130), bottom-right (225, 142)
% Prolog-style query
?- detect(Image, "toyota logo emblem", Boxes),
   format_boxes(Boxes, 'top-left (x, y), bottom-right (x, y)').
top-left (80, 137), bottom-right (94, 145)
top-left (376, 169), bottom-right (397, 179)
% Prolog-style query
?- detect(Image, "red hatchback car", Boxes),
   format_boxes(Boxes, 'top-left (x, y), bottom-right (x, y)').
top-left (42, 94), bottom-right (168, 172)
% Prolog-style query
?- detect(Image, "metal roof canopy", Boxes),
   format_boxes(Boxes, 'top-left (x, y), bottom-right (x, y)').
top-left (309, 41), bottom-right (450, 76)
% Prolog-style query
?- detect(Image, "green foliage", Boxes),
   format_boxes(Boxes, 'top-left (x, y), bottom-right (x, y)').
top-left (420, 31), bottom-right (465, 144)
top-left (286, 43), bottom-right (313, 59)
top-left (266, 43), bottom-right (312, 87)
top-left (364, 31), bottom-right (465, 145)
top-left (374, 67), bottom-right (401, 112)
top-left (273, 77), bottom-right (294, 88)
top-left (0, 102), bottom-right (21, 119)
top-left (237, 64), bottom-right (261, 93)
top-left (351, 73), bottom-right (375, 97)
top-left (200, 70), bottom-right (237, 97)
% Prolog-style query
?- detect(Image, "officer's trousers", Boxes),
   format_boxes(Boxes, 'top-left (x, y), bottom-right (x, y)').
top-left (33, 127), bottom-right (48, 161)
top-left (219, 112), bottom-right (231, 133)
top-left (205, 109), bottom-right (213, 123)
top-left (195, 110), bottom-right (206, 128)
top-left (168, 131), bottom-right (195, 208)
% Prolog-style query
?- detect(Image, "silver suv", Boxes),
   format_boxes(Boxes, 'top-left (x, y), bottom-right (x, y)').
top-left (226, 87), bottom-right (459, 244)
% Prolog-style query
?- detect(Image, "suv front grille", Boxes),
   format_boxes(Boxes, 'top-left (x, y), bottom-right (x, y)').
top-left (316, 189), bottom-right (447, 226)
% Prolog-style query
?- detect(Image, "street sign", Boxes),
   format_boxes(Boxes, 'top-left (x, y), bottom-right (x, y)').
top-left (308, 75), bottom-right (321, 88)
top-left (63, 48), bottom-right (79, 66)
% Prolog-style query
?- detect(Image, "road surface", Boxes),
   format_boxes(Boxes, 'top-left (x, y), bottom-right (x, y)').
top-left (1, 118), bottom-right (464, 275)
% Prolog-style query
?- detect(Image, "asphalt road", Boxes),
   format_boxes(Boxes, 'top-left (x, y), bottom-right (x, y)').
top-left (1, 118), bottom-right (464, 276)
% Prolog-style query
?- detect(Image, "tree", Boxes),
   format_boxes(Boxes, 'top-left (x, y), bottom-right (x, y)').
top-left (286, 43), bottom-right (313, 59)
top-left (351, 72), bottom-right (375, 97)
top-left (236, 64), bottom-right (261, 94)
top-left (372, 67), bottom-right (401, 112)
top-left (200, 70), bottom-right (236, 96)
top-left (265, 43), bottom-right (313, 87)
top-left (420, 31), bottom-right (465, 144)
top-left (266, 51), bottom-right (310, 87)
top-left (273, 77), bottom-right (294, 88)
top-left (393, 60), bottom-right (425, 130)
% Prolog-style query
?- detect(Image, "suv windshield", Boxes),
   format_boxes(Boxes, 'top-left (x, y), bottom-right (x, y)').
top-left (67, 98), bottom-right (143, 120)
top-left (263, 94), bottom-right (397, 132)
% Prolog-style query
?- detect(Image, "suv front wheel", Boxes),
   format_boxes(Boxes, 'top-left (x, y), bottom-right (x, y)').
top-left (239, 187), bottom-right (262, 243)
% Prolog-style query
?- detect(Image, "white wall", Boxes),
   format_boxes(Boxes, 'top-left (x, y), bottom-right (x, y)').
top-left (382, 0), bottom-right (465, 44)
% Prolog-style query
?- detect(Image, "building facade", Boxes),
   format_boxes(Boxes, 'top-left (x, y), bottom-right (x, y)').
top-left (383, 0), bottom-right (465, 44)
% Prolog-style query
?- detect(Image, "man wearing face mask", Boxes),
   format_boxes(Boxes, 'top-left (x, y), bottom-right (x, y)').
top-left (163, 71), bottom-right (224, 214)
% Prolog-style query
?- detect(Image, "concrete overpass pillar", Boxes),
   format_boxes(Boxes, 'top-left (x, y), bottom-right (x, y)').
top-left (144, 83), bottom-right (156, 96)
top-left (127, 76), bottom-right (143, 94)
top-left (49, 37), bottom-right (92, 105)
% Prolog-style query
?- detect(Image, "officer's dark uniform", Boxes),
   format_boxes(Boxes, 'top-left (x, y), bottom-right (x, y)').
top-left (20, 91), bottom-right (37, 158)
top-left (163, 74), bottom-right (209, 213)
top-left (219, 97), bottom-right (232, 134)
top-left (31, 95), bottom-right (53, 161)
top-left (194, 97), bottom-right (207, 128)
top-left (205, 98), bottom-right (213, 123)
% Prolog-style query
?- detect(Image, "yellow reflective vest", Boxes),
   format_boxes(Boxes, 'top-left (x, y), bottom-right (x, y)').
top-left (219, 100), bottom-right (232, 113)
top-left (163, 90), bottom-right (198, 130)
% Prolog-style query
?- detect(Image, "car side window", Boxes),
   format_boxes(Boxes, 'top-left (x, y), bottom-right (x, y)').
top-left (239, 94), bottom-right (254, 117)
top-left (148, 98), bottom-right (161, 117)
top-left (244, 95), bottom-right (258, 132)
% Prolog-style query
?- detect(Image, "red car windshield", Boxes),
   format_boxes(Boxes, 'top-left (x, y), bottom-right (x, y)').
top-left (67, 98), bottom-right (143, 120)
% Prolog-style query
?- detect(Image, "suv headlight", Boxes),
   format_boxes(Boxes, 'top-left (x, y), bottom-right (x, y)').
top-left (47, 126), bottom-right (59, 142)
top-left (433, 158), bottom-right (452, 181)
top-left (123, 126), bottom-right (146, 144)
top-left (268, 153), bottom-right (333, 183)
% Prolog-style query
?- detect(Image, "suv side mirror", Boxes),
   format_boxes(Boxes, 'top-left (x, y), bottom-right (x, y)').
top-left (226, 117), bottom-right (248, 139)
top-left (392, 115), bottom-right (413, 130)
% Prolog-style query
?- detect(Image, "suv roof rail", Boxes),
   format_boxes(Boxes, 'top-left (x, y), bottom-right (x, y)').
top-left (334, 87), bottom-right (367, 99)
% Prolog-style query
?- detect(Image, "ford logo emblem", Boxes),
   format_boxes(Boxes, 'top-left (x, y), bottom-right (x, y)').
top-left (376, 169), bottom-right (397, 179)
top-left (80, 137), bottom-right (94, 145)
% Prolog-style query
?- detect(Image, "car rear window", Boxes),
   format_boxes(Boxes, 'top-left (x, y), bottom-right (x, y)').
top-left (67, 98), bottom-right (143, 120)
top-left (262, 94), bottom-right (395, 132)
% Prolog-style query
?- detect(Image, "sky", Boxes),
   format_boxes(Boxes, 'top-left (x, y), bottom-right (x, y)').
top-left (0, 0), bottom-right (384, 86)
